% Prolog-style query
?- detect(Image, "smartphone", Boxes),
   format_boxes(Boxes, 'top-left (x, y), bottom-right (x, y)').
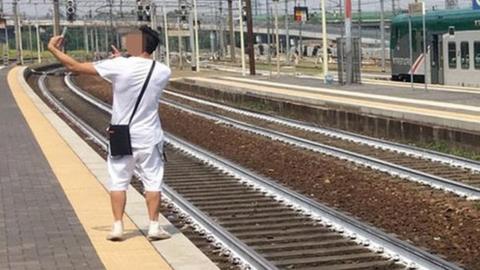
top-left (61, 27), bottom-right (68, 37)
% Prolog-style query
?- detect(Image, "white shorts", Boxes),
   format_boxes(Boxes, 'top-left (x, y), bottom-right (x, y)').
top-left (107, 143), bottom-right (165, 192)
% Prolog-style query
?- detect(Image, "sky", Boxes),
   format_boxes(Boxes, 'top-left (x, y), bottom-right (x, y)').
top-left (7, 0), bottom-right (476, 19)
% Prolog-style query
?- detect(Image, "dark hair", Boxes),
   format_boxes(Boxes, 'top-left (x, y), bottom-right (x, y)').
top-left (139, 25), bottom-right (160, 54)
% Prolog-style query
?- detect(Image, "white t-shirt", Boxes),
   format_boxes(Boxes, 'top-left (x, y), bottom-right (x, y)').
top-left (94, 56), bottom-right (171, 148)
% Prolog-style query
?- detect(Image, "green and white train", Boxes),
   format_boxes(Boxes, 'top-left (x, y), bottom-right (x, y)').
top-left (391, 9), bottom-right (480, 86)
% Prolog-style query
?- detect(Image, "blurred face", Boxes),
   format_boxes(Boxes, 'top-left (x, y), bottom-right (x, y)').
top-left (124, 31), bottom-right (144, 56)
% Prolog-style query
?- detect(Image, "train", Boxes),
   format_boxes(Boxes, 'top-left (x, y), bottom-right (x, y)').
top-left (390, 8), bottom-right (480, 87)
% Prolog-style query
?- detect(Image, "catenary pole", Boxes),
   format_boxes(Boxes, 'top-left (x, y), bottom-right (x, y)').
top-left (380, 0), bottom-right (386, 72)
top-left (409, 15), bottom-right (413, 90)
top-left (34, 3), bottom-right (41, 63)
top-left (238, 0), bottom-right (246, 76)
top-left (53, 0), bottom-right (60, 36)
top-left (193, 0), bottom-right (200, 71)
top-left (228, 0), bottom-right (235, 61)
top-left (162, 2), bottom-right (170, 66)
top-left (274, 0), bottom-right (280, 75)
top-left (321, 0), bottom-right (328, 82)
top-left (177, 17), bottom-right (183, 69)
top-left (246, 0), bottom-right (256, 75)
top-left (13, 0), bottom-right (23, 65)
top-left (345, 0), bottom-right (352, 83)
top-left (422, 1), bottom-right (427, 91)
top-left (28, 23), bottom-right (33, 62)
top-left (193, 0), bottom-right (200, 72)
top-left (285, 0), bottom-right (290, 64)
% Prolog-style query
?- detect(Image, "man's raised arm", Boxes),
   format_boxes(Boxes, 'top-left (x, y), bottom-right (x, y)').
top-left (47, 35), bottom-right (98, 75)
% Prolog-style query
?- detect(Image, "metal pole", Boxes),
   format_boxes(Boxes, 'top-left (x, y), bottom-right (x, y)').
top-left (266, 1), bottom-right (271, 73)
top-left (358, 0), bottom-right (362, 73)
top-left (246, 0), bottom-right (256, 75)
top-left (422, 1), bottom-right (427, 91)
top-left (34, 3), bottom-right (41, 63)
top-left (210, 31), bottom-right (215, 57)
top-left (84, 23), bottom-right (89, 54)
top-left (104, 24), bottom-right (109, 54)
top-left (285, 0), bottom-right (290, 64)
top-left (36, 24), bottom-right (40, 63)
top-left (3, 25), bottom-right (7, 65)
top-left (0, 0), bottom-right (6, 65)
top-left (193, 0), bottom-right (200, 71)
top-left (151, 4), bottom-right (157, 60)
top-left (392, 0), bottom-right (396, 15)
top-left (28, 23), bottom-right (33, 62)
top-left (298, 4), bottom-right (303, 57)
top-left (95, 27), bottom-right (99, 55)
top-left (380, 0), bottom-right (386, 72)
top-left (13, 0), bottom-right (22, 65)
top-left (358, 0), bottom-right (362, 40)
top-left (228, 0), bottom-right (235, 61)
top-left (53, 0), bottom-right (60, 36)
top-left (321, 0), bottom-right (328, 81)
top-left (274, 0), bottom-right (280, 75)
top-left (109, 0), bottom-right (113, 46)
top-left (189, 11), bottom-right (196, 70)
top-left (177, 17), bottom-right (183, 69)
top-left (345, 0), bottom-right (352, 83)
top-left (409, 15), bottom-right (413, 90)
top-left (162, 2), bottom-right (170, 66)
top-left (219, 0), bottom-right (226, 58)
top-left (238, 0), bottom-right (246, 76)
top-left (120, 0), bottom-right (123, 18)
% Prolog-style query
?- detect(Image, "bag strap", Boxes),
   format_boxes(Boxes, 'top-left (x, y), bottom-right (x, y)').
top-left (128, 60), bottom-right (156, 125)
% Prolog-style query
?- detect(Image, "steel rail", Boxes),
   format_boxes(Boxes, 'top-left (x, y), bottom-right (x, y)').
top-left (159, 97), bottom-right (480, 200)
top-left (161, 89), bottom-right (480, 173)
top-left (63, 73), bottom-right (464, 270)
top-left (40, 71), bottom-right (277, 270)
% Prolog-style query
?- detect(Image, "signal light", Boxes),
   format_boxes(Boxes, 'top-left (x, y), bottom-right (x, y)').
top-left (137, 0), bottom-right (152, 22)
top-left (66, 0), bottom-right (76, 22)
top-left (180, 1), bottom-right (187, 23)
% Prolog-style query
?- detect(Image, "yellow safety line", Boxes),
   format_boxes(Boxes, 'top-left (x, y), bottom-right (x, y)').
top-left (7, 67), bottom-right (172, 270)
top-left (192, 77), bottom-right (480, 124)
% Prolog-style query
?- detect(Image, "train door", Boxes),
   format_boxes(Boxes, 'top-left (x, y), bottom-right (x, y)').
top-left (430, 34), bottom-right (444, 84)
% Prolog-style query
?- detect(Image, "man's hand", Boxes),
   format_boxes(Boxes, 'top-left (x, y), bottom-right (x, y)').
top-left (110, 45), bottom-right (121, 58)
top-left (46, 34), bottom-right (98, 76)
top-left (48, 36), bottom-right (64, 51)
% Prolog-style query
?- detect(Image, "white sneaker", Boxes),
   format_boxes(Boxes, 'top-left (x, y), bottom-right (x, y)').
top-left (147, 222), bottom-right (171, 241)
top-left (106, 221), bottom-right (124, 241)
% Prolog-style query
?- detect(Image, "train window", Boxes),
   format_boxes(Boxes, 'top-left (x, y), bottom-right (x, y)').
top-left (474, 42), bottom-right (480, 69)
top-left (448, 42), bottom-right (456, 69)
top-left (461, 42), bottom-right (470, 69)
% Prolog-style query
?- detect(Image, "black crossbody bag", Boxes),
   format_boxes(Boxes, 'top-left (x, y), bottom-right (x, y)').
top-left (108, 60), bottom-right (156, 157)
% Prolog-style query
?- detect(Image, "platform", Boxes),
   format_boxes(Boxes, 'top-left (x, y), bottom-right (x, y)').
top-left (1, 66), bottom-right (219, 270)
top-left (174, 70), bottom-right (480, 133)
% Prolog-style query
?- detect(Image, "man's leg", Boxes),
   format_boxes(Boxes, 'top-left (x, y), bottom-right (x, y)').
top-left (106, 154), bottom-right (134, 241)
top-left (145, 191), bottom-right (160, 221)
top-left (111, 191), bottom-right (127, 221)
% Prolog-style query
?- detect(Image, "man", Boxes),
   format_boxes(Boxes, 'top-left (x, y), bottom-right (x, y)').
top-left (47, 25), bottom-right (171, 241)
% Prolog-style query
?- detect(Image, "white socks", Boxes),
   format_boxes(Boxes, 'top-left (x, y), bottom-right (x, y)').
top-left (113, 220), bottom-right (124, 234)
top-left (148, 221), bottom-right (159, 234)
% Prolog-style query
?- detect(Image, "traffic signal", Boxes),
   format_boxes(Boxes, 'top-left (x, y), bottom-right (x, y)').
top-left (144, 3), bottom-right (151, 21)
top-left (137, 0), bottom-right (144, 21)
top-left (136, 0), bottom-right (151, 21)
top-left (180, 0), bottom-right (188, 23)
top-left (242, 0), bottom-right (247, 22)
top-left (66, 0), bottom-right (76, 22)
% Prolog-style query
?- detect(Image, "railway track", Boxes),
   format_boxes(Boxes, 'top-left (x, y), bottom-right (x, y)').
top-left (146, 87), bottom-right (480, 200)
top-left (29, 68), bottom-right (465, 269)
